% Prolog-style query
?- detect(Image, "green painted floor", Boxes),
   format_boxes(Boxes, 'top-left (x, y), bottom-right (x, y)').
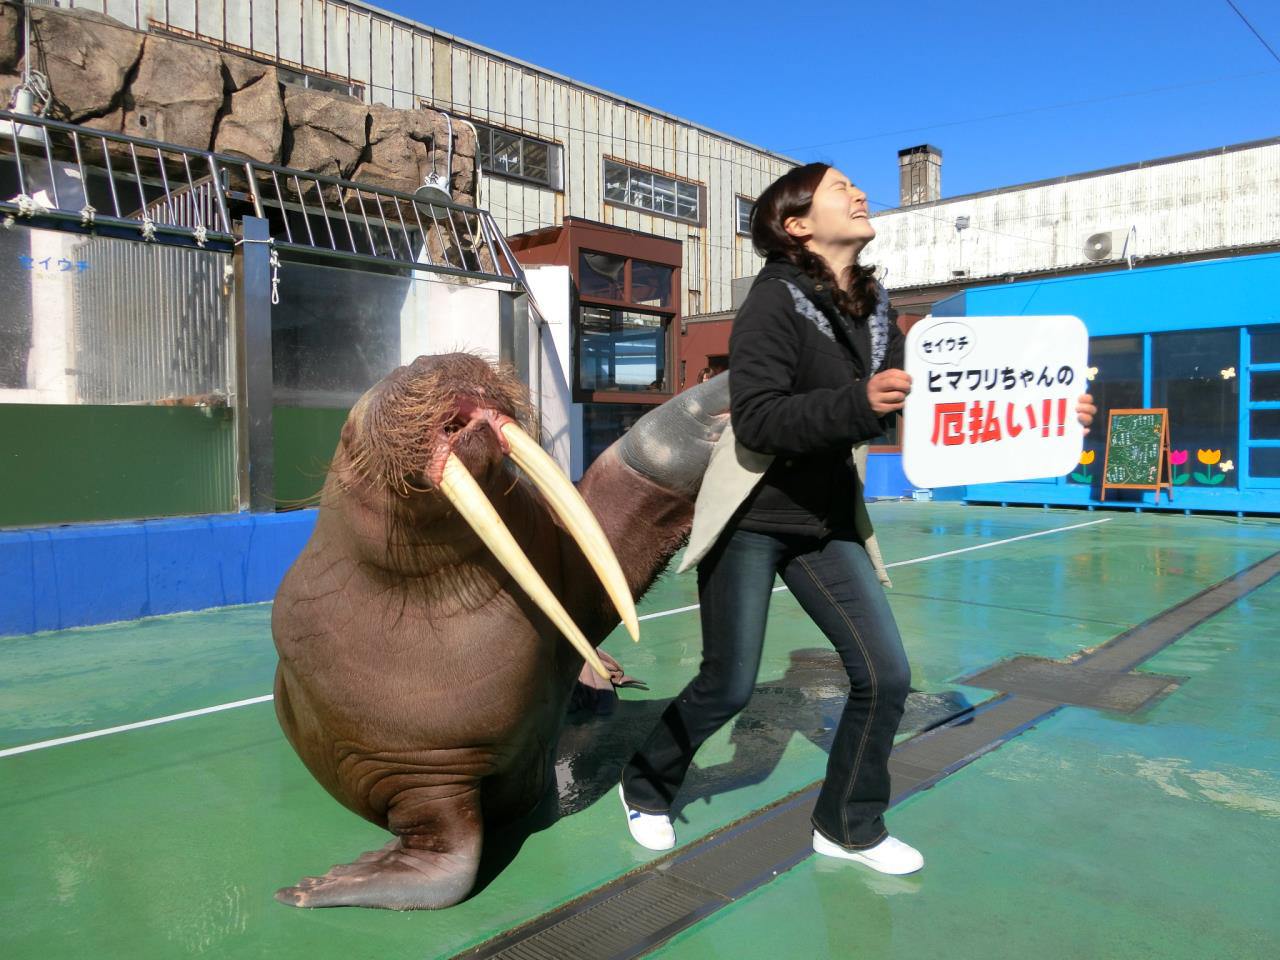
top-left (2, 504), bottom-right (1278, 959)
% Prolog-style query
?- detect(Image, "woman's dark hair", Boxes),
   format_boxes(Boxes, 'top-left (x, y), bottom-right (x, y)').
top-left (750, 162), bottom-right (879, 319)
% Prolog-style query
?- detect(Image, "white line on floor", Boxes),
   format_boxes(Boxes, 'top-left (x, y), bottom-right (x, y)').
top-left (1, 517), bottom-right (1110, 759)
top-left (0, 695), bottom-right (276, 759)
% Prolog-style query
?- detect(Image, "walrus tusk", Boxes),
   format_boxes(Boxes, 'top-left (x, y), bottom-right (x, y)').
top-left (438, 452), bottom-right (612, 680)
top-left (499, 422), bottom-right (640, 643)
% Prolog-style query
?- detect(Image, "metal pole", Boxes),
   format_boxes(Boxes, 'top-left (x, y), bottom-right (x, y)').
top-left (498, 290), bottom-right (516, 372)
top-left (233, 216), bottom-right (276, 512)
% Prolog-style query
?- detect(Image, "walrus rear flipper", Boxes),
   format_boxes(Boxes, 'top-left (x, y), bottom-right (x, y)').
top-left (275, 786), bottom-right (483, 911)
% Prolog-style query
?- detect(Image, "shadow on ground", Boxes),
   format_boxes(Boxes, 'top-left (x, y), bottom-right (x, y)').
top-left (472, 648), bottom-right (971, 898)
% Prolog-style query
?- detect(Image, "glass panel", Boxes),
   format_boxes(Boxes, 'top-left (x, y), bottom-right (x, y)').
top-left (0, 226), bottom-right (238, 525)
top-left (676, 182), bottom-right (699, 221)
top-left (272, 259), bottom-right (405, 504)
top-left (582, 402), bottom-right (654, 471)
top-left (578, 251), bottom-right (626, 301)
top-left (1152, 329), bottom-right (1239, 489)
top-left (522, 140), bottom-right (549, 182)
top-left (1249, 447), bottom-right (1280, 477)
top-left (475, 126), bottom-right (491, 164)
top-left (577, 306), bottom-right (668, 392)
top-left (1250, 325), bottom-right (1280, 364)
top-left (648, 175), bottom-right (674, 215)
top-left (1250, 409), bottom-right (1280, 439)
top-left (737, 196), bottom-right (753, 234)
top-left (491, 130), bottom-right (521, 175)
top-left (628, 169), bottom-right (654, 209)
top-left (1252, 371), bottom-right (1280, 403)
top-left (1073, 336), bottom-right (1143, 484)
top-left (631, 259), bottom-right (673, 309)
top-left (604, 160), bottom-right (628, 202)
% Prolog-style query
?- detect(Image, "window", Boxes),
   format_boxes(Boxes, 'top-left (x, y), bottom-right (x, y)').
top-left (277, 66), bottom-right (364, 100)
top-left (579, 252), bottom-right (626, 301)
top-left (736, 196), bottom-right (754, 236)
top-left (630, 259), bottom-right (673, 309)
top-left (604, 159), bottom-right (701, 224)
top-left (1250, 326), bottom-right (1280, 364)
top-left (1073, 335), bottom-right (1143, 484)
top-left (578, 307), bottom-right (669, 393)
top-left (577, 251), bottom-right (674, 309)
top-left (474, 123), bottom-right (563, 190)
top-left (1247, 324), bottom-right (1280, 480)
top-left (1151, 329), bottom-right (1239, 489)
top-left (582, 403), bottom-right (653, 469)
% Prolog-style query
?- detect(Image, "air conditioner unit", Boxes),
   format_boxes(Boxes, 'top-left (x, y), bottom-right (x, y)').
top-left (1083, 229), bottom-right (1129, 262)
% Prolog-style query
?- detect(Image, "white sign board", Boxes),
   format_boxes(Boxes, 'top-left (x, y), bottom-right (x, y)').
top-left (902, 315), bottom-right (1088, 488)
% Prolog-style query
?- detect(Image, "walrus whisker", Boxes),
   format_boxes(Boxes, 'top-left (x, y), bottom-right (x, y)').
top-left (500, 423), bottom-right (640, 643)
top-left (436, 452), bottom-right (611, 681)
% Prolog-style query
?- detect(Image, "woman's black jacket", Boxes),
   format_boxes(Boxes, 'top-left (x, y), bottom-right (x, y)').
top-left (729, 257), bottom-right (904, 539)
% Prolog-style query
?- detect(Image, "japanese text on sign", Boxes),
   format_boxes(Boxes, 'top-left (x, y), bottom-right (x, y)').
top-left (902, 315), bottom-right (1088, 488)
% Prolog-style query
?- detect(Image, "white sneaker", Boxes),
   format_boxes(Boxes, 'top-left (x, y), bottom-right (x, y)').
top-left (619, 784), bottom-right (676, 851)
top-left (812, 830), bottom-right (924, 875)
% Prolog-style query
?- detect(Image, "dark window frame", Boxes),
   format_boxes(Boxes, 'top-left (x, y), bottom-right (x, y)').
top-left (472, 121), bottom-right (564, 191)
top-left (735, 195), bottom-right (755, 236)
top-left (602, 157), bottom-right (705, 226)
top-left (575, 305), bottom-right (674, 400)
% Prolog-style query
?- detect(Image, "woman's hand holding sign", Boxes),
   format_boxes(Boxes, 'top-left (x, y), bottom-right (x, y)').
top-left (1076, 394), bottom-right (1097, 434)
top-left (868, 369), bottom-right (913, 415)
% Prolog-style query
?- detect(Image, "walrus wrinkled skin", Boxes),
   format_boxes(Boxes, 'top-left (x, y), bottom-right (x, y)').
top-left (271, 354), bottom-right (729, 909)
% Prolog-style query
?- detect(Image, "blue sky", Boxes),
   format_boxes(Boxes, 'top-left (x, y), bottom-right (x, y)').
top-left (378, 0), bottom-right (1280, 210)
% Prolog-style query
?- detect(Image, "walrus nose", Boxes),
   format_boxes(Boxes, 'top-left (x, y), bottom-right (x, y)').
top-left (434, 420), bottom-right (639, 681)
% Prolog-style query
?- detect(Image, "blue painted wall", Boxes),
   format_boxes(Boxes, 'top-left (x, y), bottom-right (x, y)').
top-left (931, 252), bottom-right (1280, 514)
top-left (933, 252), bottom-right (1280, 334)
top-left (0, 511), bottom-right (317, 637)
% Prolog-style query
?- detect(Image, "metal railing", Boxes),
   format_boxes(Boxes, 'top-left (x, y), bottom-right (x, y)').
top-left (0, 110), bottom-right (529, 287)
top-left (0, 109), bottom-right (549, 514)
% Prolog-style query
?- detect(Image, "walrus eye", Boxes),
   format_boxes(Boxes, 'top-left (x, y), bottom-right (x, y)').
top-left (437, 450), bottom-right (615, 681)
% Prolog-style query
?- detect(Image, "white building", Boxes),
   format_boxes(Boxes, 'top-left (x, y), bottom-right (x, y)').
top-left (874, 139), bottom-right (1280, 317)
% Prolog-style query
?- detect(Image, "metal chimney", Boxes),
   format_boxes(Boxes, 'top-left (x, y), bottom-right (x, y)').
top-left (897, 144), bottom-right (942, 206)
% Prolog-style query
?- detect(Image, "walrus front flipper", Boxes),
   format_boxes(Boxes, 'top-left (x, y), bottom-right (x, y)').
top-left (275, 788), bottom-right (483, 910)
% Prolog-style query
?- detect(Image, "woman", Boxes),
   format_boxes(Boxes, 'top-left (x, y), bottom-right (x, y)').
top-left (619, 163), bottom-right (1094, 875)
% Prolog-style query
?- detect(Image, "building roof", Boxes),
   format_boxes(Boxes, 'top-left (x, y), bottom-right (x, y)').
top-left (871, 134), bottom-right (1280, 217)
top-left (346, 0), bottom-right (801, 166)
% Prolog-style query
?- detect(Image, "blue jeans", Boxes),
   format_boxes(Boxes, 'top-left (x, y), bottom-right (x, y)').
top-left (622, 528), bottom-right (911, 849)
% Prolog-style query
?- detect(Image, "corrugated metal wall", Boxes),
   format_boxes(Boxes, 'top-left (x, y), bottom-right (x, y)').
top-left (870, 142), bottom-right (1280, 290)
top-left (68, 0), bottom-right (794, 315)
top-left (73, 238), bottom-right (233, 404)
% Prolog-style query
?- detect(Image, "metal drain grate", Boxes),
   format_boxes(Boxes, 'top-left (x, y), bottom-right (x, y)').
top-left (962, 658), bottom-right (1182, 713)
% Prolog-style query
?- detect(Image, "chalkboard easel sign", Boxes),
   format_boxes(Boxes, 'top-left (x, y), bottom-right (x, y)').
top-left (1101, 408), bottom-right (1173, 503)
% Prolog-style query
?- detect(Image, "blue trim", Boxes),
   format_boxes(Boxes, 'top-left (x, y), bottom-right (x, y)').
top-left (1142, 333), bottom-right (1152, 408)
top-left (0, 511), bottom-right (318, 637)
top-left (951, 252), bottom-right (1280, 336)
top-left (938, 253), bottom-right (1280, 514)
top-left (1241, 327), bottom-right (1252, 483)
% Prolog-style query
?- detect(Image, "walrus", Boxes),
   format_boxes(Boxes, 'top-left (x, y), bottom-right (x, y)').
top-left (271, 353), bottom-right (729, 910)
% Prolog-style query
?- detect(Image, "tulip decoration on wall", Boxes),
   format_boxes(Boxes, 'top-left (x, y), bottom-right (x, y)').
top-left (1192, 449), bottom-right (1233, 485)
top-left (1070, 449), bottom-right (1096, 484)
top-left (1170, 449), bottom-right (1190, 485)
